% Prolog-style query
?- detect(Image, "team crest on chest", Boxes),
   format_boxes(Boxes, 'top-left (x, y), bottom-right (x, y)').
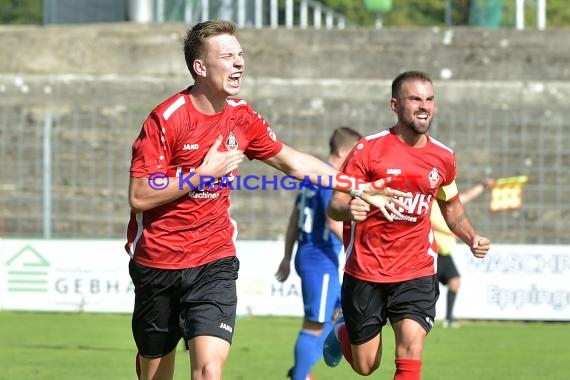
top-left (225, 131), bottom-right (239, 151)
top-left (428, 168), bottom-right (440, 189)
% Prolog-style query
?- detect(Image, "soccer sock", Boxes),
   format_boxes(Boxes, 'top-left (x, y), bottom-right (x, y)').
top-left (337, 323), bottom-right (354, 366)
top-left (446, 290), bottom-right (457, 321)
top-left (394, 358), bottom-right (422, 380)
top-left (291, 329), bottom-right (322, 380)
top-left (316, 321), bottom-right (333, 351)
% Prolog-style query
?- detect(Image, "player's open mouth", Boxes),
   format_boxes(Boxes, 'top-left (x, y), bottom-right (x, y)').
top-left (229, 73), bottom-right (242, 86)
top-left (416, 113), bottom-right (429, 120)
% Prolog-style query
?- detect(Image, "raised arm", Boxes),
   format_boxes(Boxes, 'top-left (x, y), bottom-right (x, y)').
top-left (459, 178), bottom-right (496, 204)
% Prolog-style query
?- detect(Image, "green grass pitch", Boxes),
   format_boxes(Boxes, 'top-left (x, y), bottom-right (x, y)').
top-left (0, 312), bottom-right (568, 379)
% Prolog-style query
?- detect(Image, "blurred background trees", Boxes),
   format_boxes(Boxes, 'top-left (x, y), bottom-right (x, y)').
top-left (322, 0), bottom-right (570, 28)
top-left (0, 0), bottom-right (42, 24)
top-left (0, 0), bottom-right (568, 28)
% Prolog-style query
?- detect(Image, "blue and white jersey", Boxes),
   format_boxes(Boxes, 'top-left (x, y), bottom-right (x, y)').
top-left (294, 176), bottom-right (343, 273)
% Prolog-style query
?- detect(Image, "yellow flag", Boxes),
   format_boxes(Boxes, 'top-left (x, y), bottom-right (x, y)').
top-left (490, 176), bottom-right (529, 211)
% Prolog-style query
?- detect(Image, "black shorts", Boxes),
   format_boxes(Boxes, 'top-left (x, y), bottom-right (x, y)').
top-left (436, 255), bottom-right (460, 285)
top-left (129, 256), bottom-right (239, 358)
top-left (341, 274), bottom-right (439, 345)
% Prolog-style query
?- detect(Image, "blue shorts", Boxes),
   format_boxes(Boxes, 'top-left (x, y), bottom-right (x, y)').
top-left (297, 270), bottom-right (341, 323)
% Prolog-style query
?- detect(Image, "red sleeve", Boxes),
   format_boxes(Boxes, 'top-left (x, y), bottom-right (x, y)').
top-left (340, 138), bottom-right (369, 180)
top-left (436, 152), bottom-right (459, 202)
top-left (130, 113), bottom-right (171, 177)
top-left (243, 107), bottom-right (283, 160)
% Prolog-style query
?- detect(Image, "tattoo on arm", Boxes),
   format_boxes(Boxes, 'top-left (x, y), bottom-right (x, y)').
top-left (448, 213), bottom-right (467, 232)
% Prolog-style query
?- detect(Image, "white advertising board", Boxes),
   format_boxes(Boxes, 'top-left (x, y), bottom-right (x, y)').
top-left (0, 239), bottom-right (302, 315)
top-left (234, 241), bottom-right (303, 316)
top-left (449, 244), bottom-right (570, 321)
top-left (0, 239), bottom-right (134, 313)
top-left (1, 239), bottom-right (569, 321)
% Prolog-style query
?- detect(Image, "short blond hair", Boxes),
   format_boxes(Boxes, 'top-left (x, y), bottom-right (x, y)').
top-left (183, 19), bottom-right (237, 79)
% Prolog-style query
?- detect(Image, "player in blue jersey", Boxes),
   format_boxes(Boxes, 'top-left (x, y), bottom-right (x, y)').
top-left (276, 127), bottom-right (362, 380)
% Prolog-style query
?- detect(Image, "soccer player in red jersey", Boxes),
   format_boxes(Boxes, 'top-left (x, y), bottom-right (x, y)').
top-left (126, 20), bottom-right (410, 380)
top-left (323, 71), bottom-right (491, 380)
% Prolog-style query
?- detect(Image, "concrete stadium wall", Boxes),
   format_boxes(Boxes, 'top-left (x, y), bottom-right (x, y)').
top-left (1, 23), bottom-right (569, 80)
top-left (1, 23), bottom-right (568, 121)
top-left (1, 23), bottom-right (568, 241)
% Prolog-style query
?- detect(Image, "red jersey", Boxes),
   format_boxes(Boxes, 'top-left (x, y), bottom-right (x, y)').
top-left (125, 88), bottom-right (283, 269)
top-left (342, 128), bottom-right (458, 283)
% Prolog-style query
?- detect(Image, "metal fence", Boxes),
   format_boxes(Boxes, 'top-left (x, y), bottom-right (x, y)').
top-left (1, 0), bottom-right (552, 30)
top-left (141, 0), bottom-right (547, 30)
top-left (1, 105), bottom-right (568, 244)
top-left (143, 0), bottom-right (348, 29)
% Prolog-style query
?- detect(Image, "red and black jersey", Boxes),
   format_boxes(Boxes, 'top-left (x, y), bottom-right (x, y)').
top-left (342, 127), bottom-right (457, 283)
top-left (126, 87), bottom-right (282, 269)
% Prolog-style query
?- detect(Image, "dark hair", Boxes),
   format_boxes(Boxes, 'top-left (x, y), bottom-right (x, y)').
top-left (329, 127), bottom-right (362, 157)
top-left (391, 71), bottom-right (433, 99)
top-left (183, 19), bottom-right (237, 79)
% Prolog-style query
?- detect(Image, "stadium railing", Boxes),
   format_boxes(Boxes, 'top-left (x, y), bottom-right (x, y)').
top-left (128, 0), bottom-right (347, 30)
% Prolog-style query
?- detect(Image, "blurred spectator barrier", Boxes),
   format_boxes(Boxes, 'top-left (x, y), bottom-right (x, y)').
top-left (1, 239), bottom-right (569, 320)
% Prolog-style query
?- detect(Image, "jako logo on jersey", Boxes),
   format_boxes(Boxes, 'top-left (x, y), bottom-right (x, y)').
top-left (226, 131), bottom-right (239, 150)
top-left (219, 322), bottom-right (233, 333)
top-left (428, 168), bottom-right (440, 188)
top-left (386, 168), bottom-right (402, 175)
top-left (183, 143), bottom-right (199, 151)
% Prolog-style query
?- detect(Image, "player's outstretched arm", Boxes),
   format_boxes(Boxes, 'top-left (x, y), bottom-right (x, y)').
top-left (328, 178), bottom-right (411, 222)
top-left (459, 177), bottom-right (496, 204)
top-left (263, 145), bottom-right (411, 220)
top-left (354, 179), bottom-right (411, 221)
